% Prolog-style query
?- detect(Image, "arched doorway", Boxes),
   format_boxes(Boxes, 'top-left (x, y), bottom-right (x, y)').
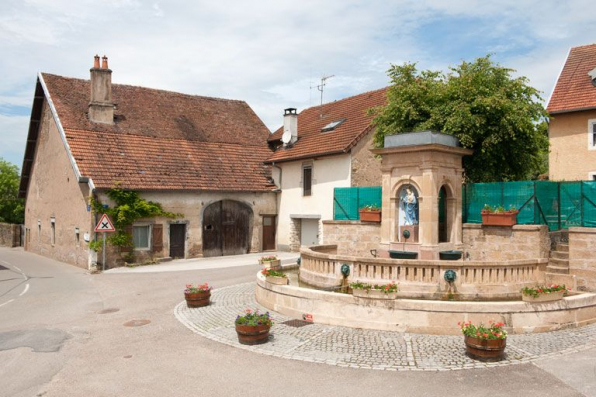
top-left (203, 200), bottom-right (253, 257)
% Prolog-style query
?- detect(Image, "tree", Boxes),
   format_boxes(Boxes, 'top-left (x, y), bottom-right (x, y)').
top-left (370, 56), bottom-right (549, 182)
top-left (0, 158), bottom-right (24, 224)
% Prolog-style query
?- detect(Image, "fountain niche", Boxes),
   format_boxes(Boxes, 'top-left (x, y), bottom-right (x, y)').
top-left (256, 131), bottom-right (596, 335)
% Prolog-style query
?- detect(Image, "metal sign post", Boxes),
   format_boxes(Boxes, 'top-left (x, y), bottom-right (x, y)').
top-left (94, 214), bottom-right (116, 270)
top-left (102, 232), bottom-right (106, 272)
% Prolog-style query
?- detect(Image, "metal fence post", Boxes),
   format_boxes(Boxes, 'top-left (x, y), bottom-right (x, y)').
top-left (581, 182), bottom-right (584, 227)
top-left (558, 182), bottom-right (561, 230)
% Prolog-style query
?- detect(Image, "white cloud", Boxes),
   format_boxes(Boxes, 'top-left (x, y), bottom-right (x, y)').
top-left (0, 0), bottom-right (594, 165)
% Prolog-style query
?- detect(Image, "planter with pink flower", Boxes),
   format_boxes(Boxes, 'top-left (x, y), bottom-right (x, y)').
top-left (350, 281), bottom-right (398, 299)
top-left (235, 309), bottom-right (273, 345)
top-left (259, 255), bottom-right (281, 270)
top-left (261, 268), bottom-right (288, 285)
top-left (184, 283), bottom-right (212, 308)
top-left (521, 284), bottom-right (567, 303)
top-left (459, 320), bottom-right (507, 361)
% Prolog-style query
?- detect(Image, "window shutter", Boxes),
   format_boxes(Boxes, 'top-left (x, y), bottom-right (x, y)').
top-left (120, 225), bottom-right (133, 253)
top-left (152, 224), bottom-right (163, 253)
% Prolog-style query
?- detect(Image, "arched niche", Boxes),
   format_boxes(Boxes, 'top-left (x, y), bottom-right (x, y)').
top-left (438, 183), bottom-right (455, 243)
top-left (397, 184), bottom-right (419, 242)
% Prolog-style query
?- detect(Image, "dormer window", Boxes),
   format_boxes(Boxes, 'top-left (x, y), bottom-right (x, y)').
top-left (321, 118), bottom-right (346, 132)
top-left (590, 119), bottom-right (596, 149)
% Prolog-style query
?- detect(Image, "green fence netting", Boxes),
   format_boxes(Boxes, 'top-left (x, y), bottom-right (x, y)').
top-left (464, 181), bottom-right (596, 231)
top-left (334, 187), bottom-right (382, 220)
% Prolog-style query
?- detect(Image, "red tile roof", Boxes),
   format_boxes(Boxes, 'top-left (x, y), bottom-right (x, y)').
top-left (266, 88), bottom-right (387, 163)
top-left (41, 73), bottom-right (274, 191)
top-left (547, 44), bottom-right (596, 114)
top-left (65, 129), bottom-right (274, 191)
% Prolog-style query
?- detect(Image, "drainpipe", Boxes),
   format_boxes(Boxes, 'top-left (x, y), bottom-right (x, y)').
top-left (272, 162), bottom-right (282, 191)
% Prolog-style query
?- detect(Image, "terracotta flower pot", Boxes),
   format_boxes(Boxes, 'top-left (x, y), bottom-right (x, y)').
top-left (522, 290), bottom-right (565, 303)
top-left (184, 290), bottom-right (211, 308)
top-left (481, 211), bottom-right (518, 226)
top-left (464, 335), bottom-right (506, 361)
top-left (235, 323), bottom-right (271, 345)
top-left (352, 288), bottom-right (397, 299)
top-left (265, 276), bottom-right (288, 285)
top-left (359, 210), bottom-right (381, 223)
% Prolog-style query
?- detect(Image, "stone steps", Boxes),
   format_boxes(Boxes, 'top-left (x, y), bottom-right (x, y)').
top-left (546, 265), bottom-right (570, 274)
top-left (547, 244), bottom-right (570, 275)
top-left (556, 243), bottom-right (569, 252)
top-left (551, 250), bottom-right (569, 260)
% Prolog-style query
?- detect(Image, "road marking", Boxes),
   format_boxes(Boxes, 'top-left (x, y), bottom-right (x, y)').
top-left (19, 283), bottom-right (30, 296)
top-left (0, 299), bottom-right (15, 308)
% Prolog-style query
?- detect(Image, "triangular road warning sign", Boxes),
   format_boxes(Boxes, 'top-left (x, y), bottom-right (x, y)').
top-left (94, 214), bottom-right (116, 232)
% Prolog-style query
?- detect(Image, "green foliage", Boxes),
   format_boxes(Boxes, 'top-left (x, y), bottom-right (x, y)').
top-left (91, 186), bottom-right (181, 248)
top-left (521, 284), bottom-right (567, 298)
top-left (370, 56), bottom-right (549, 182)
top-left (235, 309), bottom-right (273, 327)
top-left (0, 158), bottom-right (24, 224)
top-left (88, 240), bottom-right (103, 252)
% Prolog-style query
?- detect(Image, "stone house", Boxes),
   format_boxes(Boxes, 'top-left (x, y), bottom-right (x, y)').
top-left (19, 56), bottom-right (277, 269)
top-left (265, 88), bottom-right (386, 251)
top-left (548, 43), bottom-right (596, 181)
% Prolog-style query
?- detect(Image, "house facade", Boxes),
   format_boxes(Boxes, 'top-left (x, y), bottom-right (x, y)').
top-left (548, 44), bottom-right (596, 181)
top-left (266, 89), bottom-right (386, 251)
top-left (20, 56), bottom-right (277, 269)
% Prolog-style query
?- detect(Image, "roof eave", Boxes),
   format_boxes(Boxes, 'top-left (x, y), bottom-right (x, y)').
top-left (548, 106), bottom-right (596, 115)
top-left (264, 149), bottom-right (348, 164)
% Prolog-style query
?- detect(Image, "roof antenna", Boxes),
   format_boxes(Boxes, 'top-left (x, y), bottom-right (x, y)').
top-left (314, 74), bottom-right (334, 119)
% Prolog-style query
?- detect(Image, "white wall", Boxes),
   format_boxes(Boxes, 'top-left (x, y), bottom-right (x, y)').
top-left (275, 154), bottom-right (351, 249)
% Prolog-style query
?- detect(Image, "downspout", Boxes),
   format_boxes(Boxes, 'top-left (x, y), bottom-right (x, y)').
top-left (272, 162), bottom-right (282, 190)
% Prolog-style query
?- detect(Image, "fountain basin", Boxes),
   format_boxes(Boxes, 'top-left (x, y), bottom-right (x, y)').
top-left (439, 250), bottom-right (463, 260)
top-left (389, 250), bottom-right (418, 259)
top-left (257, 272), bottom-right (596, 335)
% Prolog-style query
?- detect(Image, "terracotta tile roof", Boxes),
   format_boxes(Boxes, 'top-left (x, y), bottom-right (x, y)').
top-left (266, 87), bottom-right (387, 163)
top-left (42, 73), bottom-right (270, 146)
top-left (65, 129), bottom-right (275, 191)
top-left (40, 73), bottom-right (274, 191)
top-left (547, 44), bottom-right (596, 114)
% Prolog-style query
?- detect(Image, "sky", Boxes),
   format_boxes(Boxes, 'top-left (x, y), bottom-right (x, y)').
top-left (0, 0), bottom-right (594, 169)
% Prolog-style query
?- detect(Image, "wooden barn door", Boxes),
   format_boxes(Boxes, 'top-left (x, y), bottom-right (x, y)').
top-left (203, 200), bottom-right (252, 257)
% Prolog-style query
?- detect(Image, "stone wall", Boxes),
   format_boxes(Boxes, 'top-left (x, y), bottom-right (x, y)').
top-left (24, 102), bottom-right (93, 269)
top-left (350, 133), bottom-right (382, 187)
top-left (569, 227), bottom-right (596, 291)
top-left (322, 220), bottom-right (381, 257)
top-left (463, 224), bottom-right (550, 261)
top-left (0, 223), bottom-right (21, 247)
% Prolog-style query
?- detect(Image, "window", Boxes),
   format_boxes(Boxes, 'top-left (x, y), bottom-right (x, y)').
top-left (75, 227), bottom-right (80, 246)
top-left (589, 120), bottom-right (596, 149)
top-left (37, 220), bottom-right (41, 242)
top-left (590, 172), bottom-right (596, 181)
top-left (321, 118), bottom-right (347, 132)
top-left (303, 165), bottom-right (312, 196)
top-left (133, 225), bottom-right (151, 249)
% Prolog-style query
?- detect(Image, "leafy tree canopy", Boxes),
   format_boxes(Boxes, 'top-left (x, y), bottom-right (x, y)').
top-left (0, 158), bottom-right (24, 224)
top-left (370, 56), bottom-right (549, 182)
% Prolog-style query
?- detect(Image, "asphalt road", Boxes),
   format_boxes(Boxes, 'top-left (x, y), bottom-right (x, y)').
top-left (0, 247), bottom-right (594, 397)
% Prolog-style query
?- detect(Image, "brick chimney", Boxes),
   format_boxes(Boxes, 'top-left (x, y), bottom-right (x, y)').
top-left (88, 55), bottom-right (114, 124)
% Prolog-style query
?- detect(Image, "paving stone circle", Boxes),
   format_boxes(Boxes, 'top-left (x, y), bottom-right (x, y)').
top-left (174, 282), bottom-right (596, 371)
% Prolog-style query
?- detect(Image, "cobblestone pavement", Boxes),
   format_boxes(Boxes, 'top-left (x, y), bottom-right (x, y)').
top-left (174, 282), bottom-right (596, 371)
